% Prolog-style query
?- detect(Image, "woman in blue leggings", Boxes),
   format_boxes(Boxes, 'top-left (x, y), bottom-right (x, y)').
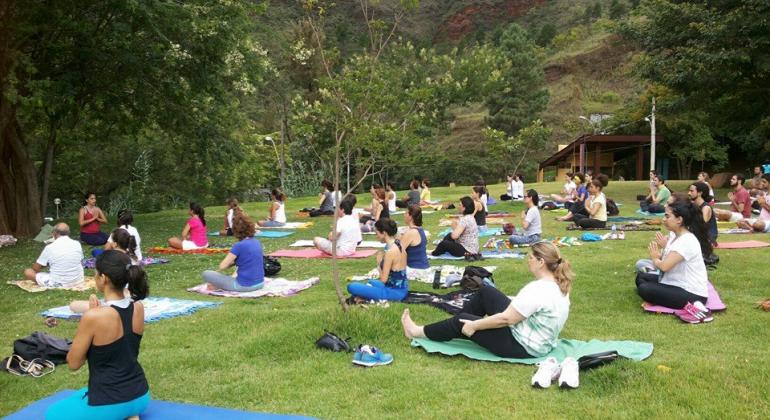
top-left (46, 250), bottom-right (150, 420)
top-left (348, 218), bottom-right (408, 302)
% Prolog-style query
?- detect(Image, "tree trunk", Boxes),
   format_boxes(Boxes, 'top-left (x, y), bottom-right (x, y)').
top-left (331, 129), bottom-right (349, 311)
top-left (39, 119), bottom-right (58, 217)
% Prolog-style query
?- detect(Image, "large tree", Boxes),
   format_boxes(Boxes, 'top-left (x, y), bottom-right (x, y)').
top-left (0, 0), bottom-right (270, 235)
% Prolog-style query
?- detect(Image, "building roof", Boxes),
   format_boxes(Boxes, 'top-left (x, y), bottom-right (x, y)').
top-left (539, 134), bottom-right (664, 168)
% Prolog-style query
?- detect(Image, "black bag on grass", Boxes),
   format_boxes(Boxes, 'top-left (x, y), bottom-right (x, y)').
top-left (460, 266), bottom-right (494, 291)
top-left (264, 256), bottom-right (281, 276)
top-left (578, 351), bottom-right (619, 370)
top-left (606, 199), bottom-right (620, 216)
top-left (315, 331), bottom-right (352, 352)
top-left (13, 332), bottom-right (71, 365)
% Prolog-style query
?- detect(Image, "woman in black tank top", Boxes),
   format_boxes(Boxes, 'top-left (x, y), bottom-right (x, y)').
top-left (46, 250), bottom-right (151, 420)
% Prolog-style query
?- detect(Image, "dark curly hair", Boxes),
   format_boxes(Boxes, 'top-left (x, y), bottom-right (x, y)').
top-left (232, 212), bottom-right (256, 240)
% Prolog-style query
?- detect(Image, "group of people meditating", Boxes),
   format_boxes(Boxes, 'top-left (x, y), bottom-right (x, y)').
top-left (19, 167), bottom-right (770, 417)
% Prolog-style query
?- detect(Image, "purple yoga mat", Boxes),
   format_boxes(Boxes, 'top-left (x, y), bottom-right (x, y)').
top-left (642, 281), bottom-right (726, 314)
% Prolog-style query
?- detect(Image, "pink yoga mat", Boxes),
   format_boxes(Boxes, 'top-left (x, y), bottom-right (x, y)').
top-left (715, 240), bottom-right (770, 249)
top-left (643, 281), bottom-right (726, 314)
top-left (269, 249), bottom-right (377, 259)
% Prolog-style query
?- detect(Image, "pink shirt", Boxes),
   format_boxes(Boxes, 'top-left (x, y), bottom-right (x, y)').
top-left (732, 187), bottom-right (751, 218)
top-left (188, 216), bottom-right (208, 246)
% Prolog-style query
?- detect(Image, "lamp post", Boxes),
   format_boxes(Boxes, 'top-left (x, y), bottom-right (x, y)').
top-left (264, 136), bottom-right (285, 190)
top-left (644, 97), bottom-right (657, 174)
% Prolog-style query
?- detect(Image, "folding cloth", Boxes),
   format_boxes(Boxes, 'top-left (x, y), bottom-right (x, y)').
top-left (269, 248), bottom-right (377, 258)
top-left (642, 281), bottom-right (726, 313)
top-left (188, 277), bottom-right (320, 298)
top-left (7, 277), bottom-right (96, 293)
top-left (41, 297), bottom-right (221, 323)
top-left (289, 240), bottom-right (384, 249)
top-left (411, 338), bottom-right (653, 364)
top-left (715, 240), bottom-right (770, 249)
top-left (5, 390), bottom-right (316, 420)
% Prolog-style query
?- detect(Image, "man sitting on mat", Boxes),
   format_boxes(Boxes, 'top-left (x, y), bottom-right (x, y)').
top-left (314, 194), bottom-right (362, 256)
top-left (634, 197), bottom-right (710, 311)
top-left (714, 174), bottom-right (752, 222)
top-left (24, 223), bottom-right (84, 288)
top-left (639, 175), bottom-right (670, 213)
top-left (737, 174), bottom-right (770, 233)
top-left (509, 190), bottom-right (542, 245)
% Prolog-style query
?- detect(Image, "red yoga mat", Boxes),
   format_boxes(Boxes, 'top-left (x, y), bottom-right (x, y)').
top-left (269, 248), bottom-right (377, 259)
top-left (715, 240), bottom-right (770, 249)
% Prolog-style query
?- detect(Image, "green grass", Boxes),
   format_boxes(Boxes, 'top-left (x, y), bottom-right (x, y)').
top-left (1, 181), bottom-right (769, 418)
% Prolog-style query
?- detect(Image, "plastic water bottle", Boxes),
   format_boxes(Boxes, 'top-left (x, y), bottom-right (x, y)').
top-left (611, 224), bottom-right (617, 240)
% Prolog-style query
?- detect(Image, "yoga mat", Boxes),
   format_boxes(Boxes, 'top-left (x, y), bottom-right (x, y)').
top-left (260, 222), bottom-right (313, 229)
top-left (643, 281), bottom-right (726, 314)
top-left (289, 240), bottom-right (385, 249)
top-left (427, 250), bottom-right (525, 260)
top-left (715, 240), bottom-right (770, 249)
top-left (438, 228), bottom-right (503, 238)
top-left (635, 209), bottom-right (664, 217)
top-left (566, 224), bottom-right (659, 232)
top-left (41, 297), bottom-right (221, 323)
top-left (719, 228), bottom-right (753, 235)
top-left (147, 247), bottom-right (230, 255)
top-left (449, 212), bottom-right (513, 218)
top-left (350, 265), bottom-right (498, 284)
top-left (188, 277), bottom-right (320, 298)
top-left (208, 230), bottom-right (296, 238)
top-left (411, 338), bottom-right (653, 364)
top-left (269, 249), bottom-right (377, 259)
top-left (82, 256), bottom-right (169, 269)
top-left (7, 276), bottom-right (96, 293)
top-left (5, 390), bottom-right (316, 420)
top-left (607, 216), bottom-right (648, 223)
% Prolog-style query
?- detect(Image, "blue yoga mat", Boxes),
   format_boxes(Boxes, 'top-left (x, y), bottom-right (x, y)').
top-left (209, 230), bottom-right (295, 238)
top-left (635, 209), bottom-right (664, 217)
top-left (5, 390), bottom-right (317, 419)
top-left (41, 297), bottom-right (221, 323)
top-left (438, 227), bottom-right (503, 238)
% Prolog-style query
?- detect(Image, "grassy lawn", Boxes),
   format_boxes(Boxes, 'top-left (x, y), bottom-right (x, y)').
top-left (1, 180), bottom-right (769, 418)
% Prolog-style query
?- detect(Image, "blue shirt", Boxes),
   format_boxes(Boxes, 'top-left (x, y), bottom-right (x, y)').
top-left (231, 238), bottom-right (264, 287)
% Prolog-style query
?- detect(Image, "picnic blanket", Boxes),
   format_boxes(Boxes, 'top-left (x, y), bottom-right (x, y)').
top-left (260, 222), bottom-right (313, 229)
top-left (208, 230), bottom-right (296, 238)
top-left (188, 277), bottom-right (320, 298)
top-left (269, 249), bottom-right (378, 259)
top-left (438, 227), bottom-right (503, 238)
top-left (6, 390), bottom-right (316, 420)
top-left (0, 234), bottom-right (18, 247)
top-left (427, 250), bottom-right (524, 260)
top-left (148, 246), bottom-right (230, 255)
top-left (7, 276), bottom-right (96, 293)
top-left (41, 297), bottom-right (221, 323)
top-left (411, 337), bottom-right (654, 364)
top-left (404, 289), bottom-right (479, 314)
top-left (82, 256), bottom-right (169, 269)
top-left (350, 265), bottom-right (498, 285)
top-left (290, 239), bottom-right (385, 249)
top-left (715, 240), bottom-right (770, 249)
top-left (642, 281), bottom-right (726, 313)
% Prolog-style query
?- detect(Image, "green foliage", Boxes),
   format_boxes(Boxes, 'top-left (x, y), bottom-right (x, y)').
top-left (485, 24), bottom-right (549, 137)
top-left (535, 23), bottom-right (558, 47)
top-left (485, 119), bottom-right (552, 176)
top-left (609, 0), bottom-right (627, 19)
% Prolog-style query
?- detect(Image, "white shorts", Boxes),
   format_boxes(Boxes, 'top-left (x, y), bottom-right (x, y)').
top-left (182, 240), bottom-right (208, 251)
top-left (729, 212), bottom-right (744, 222)
top-left (313, 237), bottom-right (354, 256)
top-left (35, 272), bottom-right (82, 288)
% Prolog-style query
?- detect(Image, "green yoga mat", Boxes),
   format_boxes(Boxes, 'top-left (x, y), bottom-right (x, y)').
top-left (411, 338), bottom-right (653, 364)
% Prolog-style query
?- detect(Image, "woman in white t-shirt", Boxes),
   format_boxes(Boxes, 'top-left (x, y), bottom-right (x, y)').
top-left (500, 174), bottom-right (515, 201)
top-left (258, 189), bottom-right (288, 227)
top-left (550, 172), bottom-right (577, 203)
top-left (634, 198), bottom-right (711, 309)
top-left (402, 241), bottom-right (573, 359)
top-left (572, 176), bottom-right (608, 229)
top-left (104, 210), bottom-right (142, 261)
top-left (219, 198), bottom-right (241, 236)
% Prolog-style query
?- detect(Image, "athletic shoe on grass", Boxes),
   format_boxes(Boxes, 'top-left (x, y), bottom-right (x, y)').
top-left (558, 357), bottom-right (579, 389)
top-left (675, 301), bottom-right (713, 324)
top-left (352, 345), bottom-right (393, 367)
top-left (531, 357), bottom-right (561, 388)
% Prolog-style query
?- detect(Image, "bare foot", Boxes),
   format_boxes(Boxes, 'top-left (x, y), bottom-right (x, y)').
top-left (401, 309), bottom-right (423, 339)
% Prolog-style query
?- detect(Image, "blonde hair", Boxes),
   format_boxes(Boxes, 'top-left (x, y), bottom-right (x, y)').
top-left (531, 241), bottom-right (574, 295)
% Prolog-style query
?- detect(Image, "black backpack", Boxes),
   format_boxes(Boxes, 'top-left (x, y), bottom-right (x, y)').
top-left (606, 199), bottom-right (620, 216)
top-left (460, 266), bottom-right (494, 291)
top-left (314, 331), bottom-right (352, 352)
top-left (13, 332), bottom-right (71, 365)
top-left (264, 256), bottom-right (281, 276)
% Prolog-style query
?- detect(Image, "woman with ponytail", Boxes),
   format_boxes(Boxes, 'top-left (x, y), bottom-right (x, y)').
top-left (104, 210), bottom-right (142, 261)
top-left (634, 197), bottom-right (710, 314)
top-left (348, 218), bottom-right (408, 302)
top-left (403, 241), bottom-right (573, 359)
top-left (258, 189), bottom-right (288, 227)
top-left (168, 202), bottom-right (208, 250)
top-left (47, 250), bottom-right (150, 420)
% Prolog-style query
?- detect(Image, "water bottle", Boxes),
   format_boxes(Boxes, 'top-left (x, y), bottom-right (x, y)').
top-left (611, 224), bottom-right (617, 240)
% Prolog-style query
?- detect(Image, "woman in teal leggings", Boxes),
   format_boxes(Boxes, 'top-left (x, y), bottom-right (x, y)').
top-left (46, 250), bottom-right (150, 420)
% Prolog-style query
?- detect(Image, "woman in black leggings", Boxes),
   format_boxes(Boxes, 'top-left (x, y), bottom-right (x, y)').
top-left (402, 242), bottom-right (574, 358)
top-left (572, 176), bottom-right (608, 229)
top-left (634, 197), bottom-right (711, 309)
top-left (431, 196), bottom-right (479, 258)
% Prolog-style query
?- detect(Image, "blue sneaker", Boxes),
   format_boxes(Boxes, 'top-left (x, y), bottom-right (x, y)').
top-left (352, 345), bottom-right (393, 367)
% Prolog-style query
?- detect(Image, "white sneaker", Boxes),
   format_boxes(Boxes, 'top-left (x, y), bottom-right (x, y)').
top-left (558, 357), bottom-right (579, 389)
top-left (531, 357), bottom-right (561, 388)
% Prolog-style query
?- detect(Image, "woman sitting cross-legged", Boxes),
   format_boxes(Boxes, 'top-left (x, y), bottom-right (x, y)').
top-left (634, 197), bottom-right (711, 315)
top-left (46, 250), bottom-right (150, 420)
top-left (572, 176), bottom-right (608, 229)
top-left (79, 192), bottom-right (109, 246)
top-left (202, 213), bottom-right (264, 292)
top-left (347, 218), bottom-right (408, 302)
top-left (219, 197), bottom-right (242, 236)
top-left (167, 202), bottom-right (208, 250)
top-left (402, 241), bottom-right (573, 360)
top-left (257, 189), bottom-right (287, 227)
top-left (400, 205), bottom-right (429, 272)
top-left (431, 196), bottom-right (479, 259)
